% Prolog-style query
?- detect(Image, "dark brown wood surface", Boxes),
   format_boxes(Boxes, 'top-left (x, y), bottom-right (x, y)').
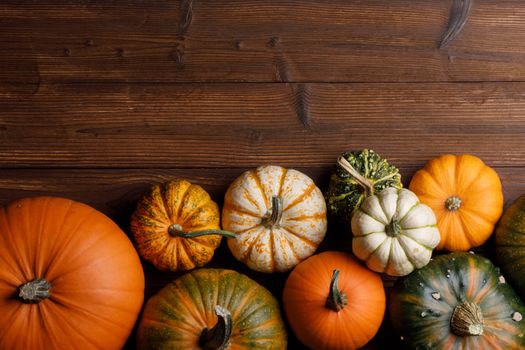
top-left (1, 1), bottom-right (525, 349)
top-left (4, 0), bottom-right (525, 83)
top-left (2, 83), bottom-right (525, 168)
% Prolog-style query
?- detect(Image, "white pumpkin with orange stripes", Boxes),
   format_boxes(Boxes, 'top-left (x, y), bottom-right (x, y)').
top-left (222, 165), bottom-right (327, 273)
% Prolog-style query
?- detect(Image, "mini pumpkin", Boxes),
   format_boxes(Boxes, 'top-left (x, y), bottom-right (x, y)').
top-left (351, 187), bottom-right (440, 276)
top-left (283, 251), bottom-right (386, 350)
top-left (137, 268), bottom-right (287, 349)
top-left (0, 197), bottom-right (145, 350)
top-left (131, 179), bottom-right (236, 271)
top-left (325, 149), bottom-right (402, 223)
top-left (409, 154), bottom-right (503, 251)
top-left (222, 165), bottom-right (327, 273)
top-left (390, 252), bottom-right (525, 349)
top-left (496, 194), bottom-right (525, 297)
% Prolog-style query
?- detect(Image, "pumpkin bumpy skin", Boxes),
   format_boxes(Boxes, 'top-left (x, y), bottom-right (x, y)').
top-left (137, 268), bottom-right (287, 349)
top-left (390, 252), bottom-right (525, 350)
top-left (131, 179), bottom-right (228, 272)
top-left (326, 149), bottom-right (402, 223)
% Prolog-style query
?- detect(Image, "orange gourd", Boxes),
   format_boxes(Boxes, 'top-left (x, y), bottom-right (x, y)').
top-left (409, 154), bottom-right (503, 251)
top-left (0, 197), bottom-right (145, 350)
top-left (283, 251), bottom-right (386, 350)
top-left (131, 179), bottom-right (236, 271)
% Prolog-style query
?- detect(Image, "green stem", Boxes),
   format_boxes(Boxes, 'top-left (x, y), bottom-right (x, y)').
top-left (261, 195), bottom-right (283, 228)
top-left (199, 305), bottom-right (233, 350)
top-left (18, 278), bottom-right (51, 304)
top-left (337, 157), bottom-right (374, 196)
top-left (386, 219), bottom-right (402, 237)
top-left (168, 224), bottom-right (237, 239)
top-left (326, 269), bottom-right (347, 312)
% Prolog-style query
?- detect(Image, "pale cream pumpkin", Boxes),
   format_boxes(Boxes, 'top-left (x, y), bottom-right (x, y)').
top-left (351, 187), bottom-right (440, 276)
top-left (222, 165), bottom-right (327, 273)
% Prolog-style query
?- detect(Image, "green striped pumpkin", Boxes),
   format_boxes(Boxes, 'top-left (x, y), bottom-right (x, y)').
top-left (496, 194), bottom-right (525, 298)
top-left (390, 252), bottom-right (525, 350)
top-left (137, 268), bottom-right (287, 349)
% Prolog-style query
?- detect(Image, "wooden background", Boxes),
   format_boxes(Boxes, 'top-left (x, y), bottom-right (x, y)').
top-left (2, 0), bottom-right (525, 348)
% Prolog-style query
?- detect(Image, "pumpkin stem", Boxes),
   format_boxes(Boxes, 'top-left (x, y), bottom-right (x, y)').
top-left (261, 195), bottom-right (284, 228)
top-left (18, 278), bottom-right (51, 304)
top-left (386, 219), bottom-right (402, 237)
top-left (451, 301), bottom-right (484, 336)
top-left (337, 157), bottom-right (374, 196)
top-left (168, 224), bottom-right (237, 239)
top-left (445, 196), bottom-right (462, 211)
top-left (199, 305), bottom-right (232, 350)
top-left (326, 269), bottom-right (347, 312)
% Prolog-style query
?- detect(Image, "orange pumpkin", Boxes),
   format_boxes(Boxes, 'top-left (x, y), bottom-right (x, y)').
top-left (283, 251), bottom-right (386, 350)
top-left (409, 154), bottom-right (503, 251)
top-left (0, 197), bottom-right (144, 350)
top-left (131, 179), bottom-right (236, 271)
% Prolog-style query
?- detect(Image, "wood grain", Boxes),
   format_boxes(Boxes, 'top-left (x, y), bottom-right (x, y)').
top-left (1, 82), bottom-right (525, 168)
top-left (0, 166), bottom-right (522, 217)
top-left (3, 0), bottom-right (525, 83)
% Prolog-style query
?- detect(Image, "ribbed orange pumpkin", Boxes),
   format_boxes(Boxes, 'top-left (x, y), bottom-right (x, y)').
top-left (0, 197), bottom-right (144, 350)
top-left (409, 154), bottom-right (504, 251)
top-left (131, 179), bottom-right (235, 271)
top-left (283, 251), bottom-right (386, 350)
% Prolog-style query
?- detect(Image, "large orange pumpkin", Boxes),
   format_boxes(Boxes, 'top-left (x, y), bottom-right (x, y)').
top-left (409, 154), bottom-right (503, 251)
top-left (0, 197), bottom-right (145, 350)
top-left (283, 251), bottom-right (386, 350)
top-left (131, 179), bottom-right (236, 271)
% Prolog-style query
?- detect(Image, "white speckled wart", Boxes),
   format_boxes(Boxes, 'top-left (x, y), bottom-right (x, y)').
top-left (222, 165), bottom-right (327, 273)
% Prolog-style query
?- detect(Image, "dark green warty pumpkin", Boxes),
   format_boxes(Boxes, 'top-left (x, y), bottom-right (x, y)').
top-left (325, 149), bottom-right (402, 223)
top-left (496, 194), bottom-right (525, 298)
top-left (390, 252), bottom-right (525, 350)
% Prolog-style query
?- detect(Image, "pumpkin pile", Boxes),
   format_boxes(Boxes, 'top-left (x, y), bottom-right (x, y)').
top-left (2, 150), bottom-right (524, 350)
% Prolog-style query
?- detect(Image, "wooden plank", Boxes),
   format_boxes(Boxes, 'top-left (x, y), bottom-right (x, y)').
top-left (0, 165), bottom-right (520, 349)
top-left (1, 82), bottom-right (525, 168)
top-left (0, 167), bottom-right (522, 217)
top-left (3, 0), bottom-right (525, 83)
